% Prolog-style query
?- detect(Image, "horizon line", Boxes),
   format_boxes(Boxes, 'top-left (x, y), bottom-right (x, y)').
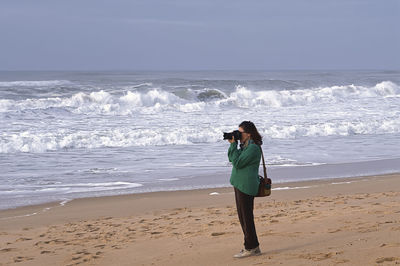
top-left (0, 68), bottom-right (399, 72)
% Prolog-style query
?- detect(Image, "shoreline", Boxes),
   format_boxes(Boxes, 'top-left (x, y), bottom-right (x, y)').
top-left (3, 157), bottom-right (400, 211)
top-left (0, 172), bottom-right (398, 228)
top-left (0, 173), bottom-right (384, 214)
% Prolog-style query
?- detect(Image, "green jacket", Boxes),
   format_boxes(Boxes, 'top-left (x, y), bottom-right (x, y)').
top-left (228, 139), bottom-right (261, 196)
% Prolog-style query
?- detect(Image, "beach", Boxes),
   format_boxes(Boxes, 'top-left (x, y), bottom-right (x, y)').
top-left (1, 173), bottom-right (399, 265)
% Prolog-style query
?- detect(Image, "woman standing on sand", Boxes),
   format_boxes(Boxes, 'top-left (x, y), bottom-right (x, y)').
top-left (227, 121), bottom-right (263, 258)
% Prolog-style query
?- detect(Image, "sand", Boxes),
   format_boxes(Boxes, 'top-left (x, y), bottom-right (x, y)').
top-left (0, 173), bottom-right (400, 265)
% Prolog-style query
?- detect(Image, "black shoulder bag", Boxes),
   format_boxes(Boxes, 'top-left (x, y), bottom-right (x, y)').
top-left (256, 145), bottom-right (272, 197)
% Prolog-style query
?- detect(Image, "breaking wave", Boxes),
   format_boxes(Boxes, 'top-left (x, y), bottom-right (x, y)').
top-left (0, 81), bottom-right (398, 114)
top-left (1, 117), bottom-right (399, 153)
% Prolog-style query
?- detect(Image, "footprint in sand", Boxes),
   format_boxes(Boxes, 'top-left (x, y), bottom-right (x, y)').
top-left (211, 232), bottom-right (232, 236)
top-left (75, 250), bottom-right (91, 255)
top-left (40, 250), bottom-right (53, 254)
top-left (13, 256), bottom-right (34, 263)
top-left (358, 226), bottom-right (378, 233)
top-left (376, 257), bottom-right (399, 263)
top-left (0, 248), bottom-right (17, 253)
top-left (380, 242), bottom-right (400, 248)
top-left (15, 237), bottom-right (32, 242)
top-left (298, 252), bottom-right (334, 261)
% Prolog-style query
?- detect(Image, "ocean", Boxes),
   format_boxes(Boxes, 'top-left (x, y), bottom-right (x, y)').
top-left (1, 70), bottom-right (399, 210)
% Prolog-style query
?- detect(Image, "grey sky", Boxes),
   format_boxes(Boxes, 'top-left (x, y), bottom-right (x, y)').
top-left (0, 0), bottom-right (399, 70)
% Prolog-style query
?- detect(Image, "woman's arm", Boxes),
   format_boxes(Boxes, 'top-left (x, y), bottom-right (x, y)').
top-left (228, 143), bottom-right (260, 169)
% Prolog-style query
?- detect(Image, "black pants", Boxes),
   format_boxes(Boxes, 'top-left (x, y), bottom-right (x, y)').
top-left (234, 187), bottom-right (259, 250)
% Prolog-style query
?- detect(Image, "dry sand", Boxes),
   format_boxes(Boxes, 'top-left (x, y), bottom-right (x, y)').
top-left (1, 173), bottom-right (400, 265)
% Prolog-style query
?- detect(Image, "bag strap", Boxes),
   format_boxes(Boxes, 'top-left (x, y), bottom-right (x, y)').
top-left (258, 145), bottom-right (268, 178)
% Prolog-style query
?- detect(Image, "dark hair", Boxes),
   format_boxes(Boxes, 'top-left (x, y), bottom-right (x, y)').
top-left (239, 121), bottom-right (263, 146)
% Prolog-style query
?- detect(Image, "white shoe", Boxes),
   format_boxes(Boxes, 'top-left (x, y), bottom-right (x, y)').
top-left (233, 246), bottom-right (261, 258)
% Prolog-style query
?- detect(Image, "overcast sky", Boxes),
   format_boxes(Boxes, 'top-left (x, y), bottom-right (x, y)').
top-left (0, 0), bottom-right (399, 71)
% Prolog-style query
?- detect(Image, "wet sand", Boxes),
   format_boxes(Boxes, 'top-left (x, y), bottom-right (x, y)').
top-left (1, 173), bottom-right (400, 265)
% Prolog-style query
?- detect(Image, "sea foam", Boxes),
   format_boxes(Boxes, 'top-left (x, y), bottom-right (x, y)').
top-left (0, 81), bottom-right (398, 115)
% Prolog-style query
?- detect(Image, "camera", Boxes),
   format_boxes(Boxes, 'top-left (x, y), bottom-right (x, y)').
top-left (223, 130), bottom-right (241, 142)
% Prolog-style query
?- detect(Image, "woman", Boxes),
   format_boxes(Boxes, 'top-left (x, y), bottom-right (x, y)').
top-left (227, 120), bottom-right (263, 258)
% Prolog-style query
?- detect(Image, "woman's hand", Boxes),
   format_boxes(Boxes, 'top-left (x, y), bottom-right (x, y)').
top-left (228, 136), bottom-right (236, 143)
